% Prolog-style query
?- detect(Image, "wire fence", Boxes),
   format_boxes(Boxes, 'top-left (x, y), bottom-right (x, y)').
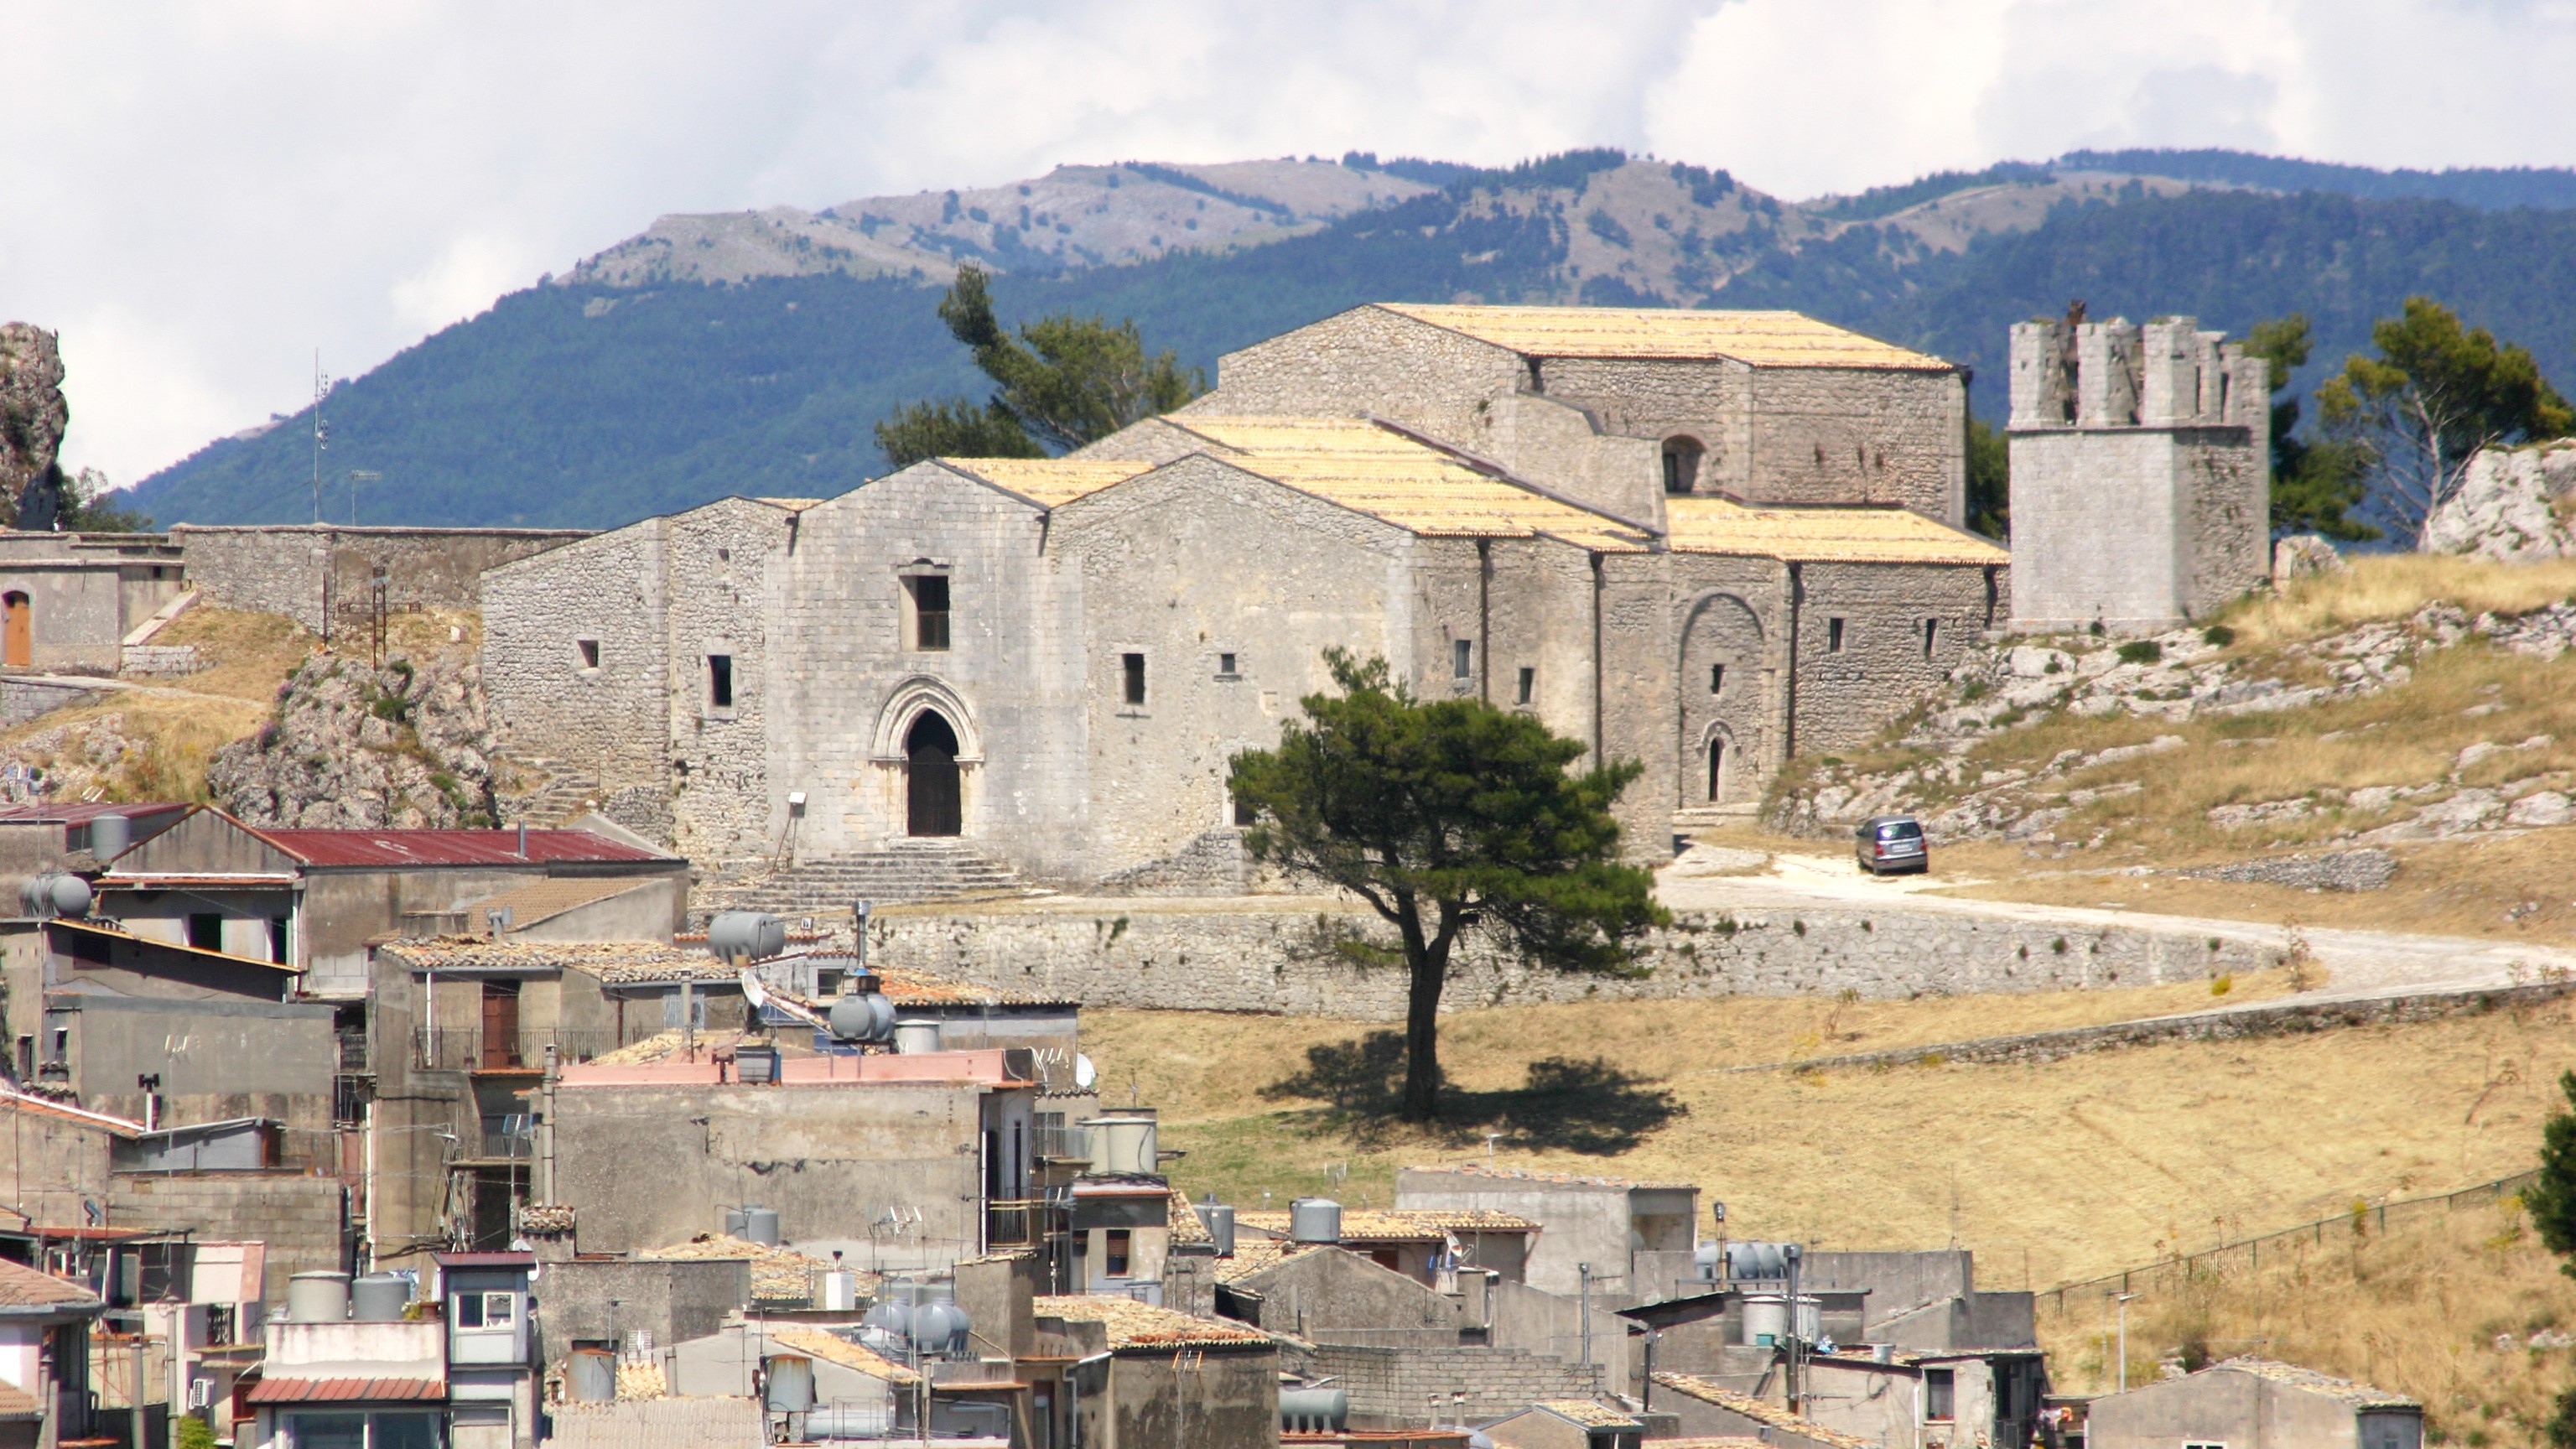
top-left (2041, 1169), bottom-right (2538, 1317)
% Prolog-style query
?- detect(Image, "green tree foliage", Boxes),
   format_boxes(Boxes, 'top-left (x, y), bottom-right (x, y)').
top-left (2318, 297), bottom-right (2573, 544)
top-left (1227, 651), bottom-right (1666, 1123)
top-left (2529, 1071), bottom-right (2576, 1447)
top-left (1964, 416), bottom-right (2007, 541)
top-left (876, 265), bottom-right (1202, 467)
top-left (0, 465), bottom-right (152, 532)
top-left (2238, 314), bottom-right (2376, 542)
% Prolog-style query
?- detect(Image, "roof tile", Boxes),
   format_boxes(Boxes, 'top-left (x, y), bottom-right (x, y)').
top-left (1379, 304), bottom-right (1952, 370)
top-left (0, 1259), bottom-right (103, 1311)
top-left (1650, 1374), bottom-right (1874, 1449)
top-left (1035, 1295), bottom-right (1273, 1350)
top-left (1665, 498), bottom-right (2008, 566)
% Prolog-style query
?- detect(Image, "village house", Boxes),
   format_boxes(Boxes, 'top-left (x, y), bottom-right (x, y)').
top-left (2085, 1358), bottom-right (2424, 1449)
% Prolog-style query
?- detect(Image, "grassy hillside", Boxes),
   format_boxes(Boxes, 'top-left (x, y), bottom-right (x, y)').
top-left (128, 150), bottom-right (2576, 529)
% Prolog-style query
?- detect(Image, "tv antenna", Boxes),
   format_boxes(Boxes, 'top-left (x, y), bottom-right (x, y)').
top-left (310, 352), bottom-right (330, 524)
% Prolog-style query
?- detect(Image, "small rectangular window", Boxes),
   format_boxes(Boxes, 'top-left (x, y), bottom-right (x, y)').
top-left (911, 575), bottom-right (951, 652)
top-left (1826, 618), bottom-right (1846, 653)
top-left (1218, 652), bottom-right (1237, 677)
top-left (269, 917), bottom-right (291, 965)
top-left (1516, 667), bottom-right (1535, 705)
top-left (1924, 1368), bottom-right (1955, 1421)
top-left (482, 1292), bottom-right (515, 1324)
top-left (188, 913), bottom-right (225, 952)
top-left (1709, 663), bottom-right (1725, 695)
top-left (1104, 1229), bottom-right (1131, 1278)
top-left (1452, 639), bottom-right (1472, 679)
top-left (1233, 792), bottom-right (1256, 827)
top-left (1122, 653), bottom-right (1145, 706)
top-left (457, 1295), bottom-right (485, 1329)
top-left (575, 639), bottom-right (600, 669)
top-left (708, 655), bottom-right (734, 709)
top-left (1922, 618), bottom-right (1939, 660)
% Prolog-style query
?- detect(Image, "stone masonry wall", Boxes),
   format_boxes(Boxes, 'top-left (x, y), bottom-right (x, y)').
top-left (175, 524), bottom-right (584, 634)
top-left (1287, 1342), bottom-right (1603, 1425)
top-left (109, 1170), bottom-right (346, 1301)
top-left (1792, 558), bottom-right (2004, 755)
top-left (1744, 365), bottom-right (1966, 526)
top-left (484, 517), bottom-right (675, 829)
top-left (868, 897), bottom-right (2270, 1021)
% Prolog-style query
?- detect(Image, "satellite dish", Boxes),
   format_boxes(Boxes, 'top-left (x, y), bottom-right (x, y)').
top-left (740, 970), bottom-right (770, 1012)
top-left (1072, 1053), bottom-right (1098, 1090)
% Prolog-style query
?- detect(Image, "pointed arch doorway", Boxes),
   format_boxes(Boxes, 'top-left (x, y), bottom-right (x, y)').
top-left (906, 711), bottom-right (962, 837)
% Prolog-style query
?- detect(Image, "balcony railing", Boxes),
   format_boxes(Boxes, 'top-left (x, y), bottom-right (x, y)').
top-left (413, 1027), bottom-right (623, 1072)
top-left (984, 1198), bottom-right (1055, 1249)
top-left (1033, 1124), bottom-right (1092, 1163)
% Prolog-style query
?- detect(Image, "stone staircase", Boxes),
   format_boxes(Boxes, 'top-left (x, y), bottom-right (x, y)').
top-left (495, 758), bottom-right (603, 828)
top-left (709, 840), bottom-right (1037, 917)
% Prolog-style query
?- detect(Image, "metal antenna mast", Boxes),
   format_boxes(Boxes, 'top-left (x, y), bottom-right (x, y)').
top-left (310, 351), bottom-right (330, 524)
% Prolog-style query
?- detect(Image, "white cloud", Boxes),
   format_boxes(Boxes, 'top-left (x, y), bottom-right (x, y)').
top-left (2, 0), bottom-right (2572, 487)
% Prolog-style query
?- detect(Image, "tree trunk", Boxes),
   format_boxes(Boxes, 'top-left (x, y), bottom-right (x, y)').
top-left (1400, 911), bottom-right (1453, 1123)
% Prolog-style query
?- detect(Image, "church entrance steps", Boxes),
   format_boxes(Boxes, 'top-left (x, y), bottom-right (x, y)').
top-left (704, 840), bottom-right (1041, 918)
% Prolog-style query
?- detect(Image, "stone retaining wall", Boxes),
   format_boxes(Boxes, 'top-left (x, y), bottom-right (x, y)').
top-left (869, 897), bottom-right (2274, 1020)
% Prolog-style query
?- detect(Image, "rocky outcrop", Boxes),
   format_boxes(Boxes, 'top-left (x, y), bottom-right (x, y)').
top-left (0, 322), bottom-right (69, 527)
top-left (208, 650), bottom-right (498, 828)
top-left (2272, 533), bottom-right (2345, 584)
top-left (2423, 442), bottom-right (2576, 560)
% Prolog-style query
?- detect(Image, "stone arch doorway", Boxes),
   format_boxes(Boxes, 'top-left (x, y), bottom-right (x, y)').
top-left (905, 711), bottom-right (962, 837)
top-left (1661, 436), bottom-right (1705, 495)
top-left (2, 592), bottom-right (29, 667)
top-left (1680, 591), bottom-right (1765, 807)
top-left (1701, 723), bottom-right (1737, 804)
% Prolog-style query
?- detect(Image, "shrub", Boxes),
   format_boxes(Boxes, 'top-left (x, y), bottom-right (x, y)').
top-left (1960, 678), bottom-right (1991, 702)
top-left (2117, 640), bottom-right (2164, 665)
top-left (2202, 624), bottom-right (2236, 647)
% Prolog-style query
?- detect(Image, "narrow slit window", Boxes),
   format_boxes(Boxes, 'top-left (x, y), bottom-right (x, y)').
top-left (1516, 667), bottom-right (1535, 705)
top-left (910, 575), bottom-right (951, 652)
top-left (1452, 639), bottom-right (1472, 679)
top-left (575, 639), bottom-right (600, 669)
top-left (1922, 618), bottom-right (1938, 660)
top-left (1826, 618), bottom-right (1846, 653)
top-left (1122, 653), bottom-right (1145, 706)
top-left (708, 654), bottom-right (735, 709)
top-left (1709, 663), bottom-right (1725, 695)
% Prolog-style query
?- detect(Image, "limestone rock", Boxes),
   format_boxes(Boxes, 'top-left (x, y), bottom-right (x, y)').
top-left (0, 323), bottom-right (70, 527)
top-left (2271, 533), bottom-right (2344, 583)
top-left (2423, 443), bottom-right (2576, 560)
top-left (208, 649), bottom-right (498, 828)
top-left (2182, 849), bottom-right (2397, 892)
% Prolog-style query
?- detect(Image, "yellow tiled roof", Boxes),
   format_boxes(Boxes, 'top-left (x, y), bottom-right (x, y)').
top-left (766, 1327), bottom-right (921, 1386)
top-left (1236, 1208), bottom-right (1537, 1242)
top-left (938, 458), bottom-right (1154, 506)
top-left (1213, 1237), bottom-right (1306, 1284)
top-left (1665, 498), bottom-right (2009, 566)
top-left (1034, 1295), bottom-right (1273, 1350)
top-left (635, 1233), bottom-right (867, 1303)
top-left (751, 497), bottom-right (827, 512)
top-left (1161, 416), bottom-right (1651, 551)
top-left (1379, 304), bottom-right (1952, 370)
top-left (1649, 1375), bottom-right (1874, 1449)
top-left (1534, 1400), bottom-right (1644, 1429)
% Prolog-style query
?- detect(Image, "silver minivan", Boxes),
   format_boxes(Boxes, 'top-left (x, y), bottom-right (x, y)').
top-left (1855, 814), bottom-right (1928, 875)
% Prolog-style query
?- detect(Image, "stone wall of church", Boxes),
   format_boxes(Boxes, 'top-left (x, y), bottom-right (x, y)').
top-left (767, 465), bottom-right (1090, 880)
top-left (1534, 356), bottom-right (1753, 507)
top-left (1744, 366), bottom-right (1966, 524)
top-left (1669, 556), bottom-right (1789, 806)
top-left (1189, 306), bottom-right (1528, 464)
top-left (485, 517), bottom-right (675, 825)
top-left (658, 501), bottom-right (797, 858)
top-left (1789, 558), bottom-right (2005, 756)
top-left (1052, 455), bottom-right (1421, 876)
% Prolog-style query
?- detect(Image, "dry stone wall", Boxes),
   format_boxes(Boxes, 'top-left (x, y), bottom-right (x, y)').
top-left (174, 524), bottom-right (585, 633)
top-left (868, 897), bottom-right (2270, 1021)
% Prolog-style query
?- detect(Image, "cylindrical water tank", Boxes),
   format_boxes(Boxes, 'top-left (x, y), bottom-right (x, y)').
top-left (1693, 1241), bottom-right (1723, 1281)
top-left (19, 873), bottom-right (91, 920)
top-left (88, 813), bottom-right (130, 862)
top-left (763, 1353), bottom-right (817, 1413)
top-left (707, 911), bottom-right (787, 963)
top-left (565, 1348), bottom-right (615, 1403)
top-left (907, 1299), bottom-right (970, 1355)
top-left (1084, 1117), bottom-right (1158, 1176)
top-left (742, 1206), bottom-right (782, 1247)
top-left (287, 1271), bottom-right (350, 1323)
top-left (351, 1273), bottom-right (411, 1322)
top-left (1280, 1386), bottom-right (1350, 1432)
top-left (1195, 1202), bottom-right (1236, 1258)
top-left (724, 1208), bottom-right (750, 1239)
top-left (818, 1270), bottom-right (859, 1311)
top-left (1289, 1197), bottom-right (1342, 1245)
top-left (806, 1405), bottom-right (899, 1440)
top-left (1742, 1293), bottom-right (1821, 1346)
top-left (827, 992), bottom-right (896, 1042)
top-left (892, 1019), bottom-right (941, 1055)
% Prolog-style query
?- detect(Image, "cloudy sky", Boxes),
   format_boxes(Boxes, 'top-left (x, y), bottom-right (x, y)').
top-left (7, 0), bottom-right (2576, 486)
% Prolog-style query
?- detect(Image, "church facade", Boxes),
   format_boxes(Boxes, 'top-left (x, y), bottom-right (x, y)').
top-left (482, 304), bottom-right (2010, 886)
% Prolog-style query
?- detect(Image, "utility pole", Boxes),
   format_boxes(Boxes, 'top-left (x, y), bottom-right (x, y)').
top-left (1578, 1262), bottom-right (1591, 1368)
top-left (2115, 1291), bottom-right (2137, 1393)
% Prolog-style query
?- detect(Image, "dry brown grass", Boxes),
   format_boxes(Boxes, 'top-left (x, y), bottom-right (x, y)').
top-left (2038, 1195), bottom-right (2568, 1447)
top-left (1109, 988), bottom-right (2576, 1290)
top-left (2219, 553), bottom-right (2576, 652)
top-left (148, 605), bottom-right (320, 702)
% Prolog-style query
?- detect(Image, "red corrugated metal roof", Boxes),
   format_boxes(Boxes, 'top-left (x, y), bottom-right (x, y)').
top-left (244, 1377), bottom-right (444, 1405)
top-left (252, 828), bottom-right (675, 868)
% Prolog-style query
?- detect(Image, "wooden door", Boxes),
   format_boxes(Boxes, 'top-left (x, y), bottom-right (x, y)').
top-left (3, 593), bottom-right (29, 667)
top-left (480, 982), bottom-right (521, 1067)
top-left (906, 712), bottom-right (962, 836)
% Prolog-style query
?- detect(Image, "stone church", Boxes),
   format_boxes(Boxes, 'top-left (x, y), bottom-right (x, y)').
top-left (483, 302), bottom-right (2017, 887)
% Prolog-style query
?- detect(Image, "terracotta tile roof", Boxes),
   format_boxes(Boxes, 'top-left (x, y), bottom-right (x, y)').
top-left (381, 937), bottom-right (735, 983)
top-left (1644, 1440), bottom-right (1771, 1449)
top-left (768, 1327), bottom-right (921, 1386)
top-left (244, 1377), bottom-right (445, 1404)
top-left (1649, 1375), bottom-right (1873, 1449)
top-left (1213, 1236), bottom-right (1306, 1284)
top-left (2210, 1358), bottom-right (2418, 1410)
top-left (1161, 416), bottom-right (1651, 552)
top-left (1378, 304), bottom-right (1954, 370)
top-left (1035, 1295), bottom-right (1275, 1350)
top-left (874, 965), bottom-right (1067, 1008)
top-left (635, 1234), bottom-right (860, 1302)
top-left (0, 1259), bottom-right (102, 1311)
top-left (1169, 1192), bottom-right (1211, 1247)
top-left (0, 1383), bottom-right (36, 1418)
top-left (1237, 1208), bottom-right (1536, 1242)
top-left (1406, 1162), bottom-right (1695, 1191)
top-left (1665, 498), bottom-right (2008, 566)
top-left (458, 876), bottom-right (663, 931)
top-left (939, 458), bottom-right (1155, 507)
top-left (1532, 1400), bottom-right (1644, 1429)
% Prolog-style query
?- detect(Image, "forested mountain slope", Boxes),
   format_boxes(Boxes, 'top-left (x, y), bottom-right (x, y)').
top-left (130, 148), bottom-right (2576, 529)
